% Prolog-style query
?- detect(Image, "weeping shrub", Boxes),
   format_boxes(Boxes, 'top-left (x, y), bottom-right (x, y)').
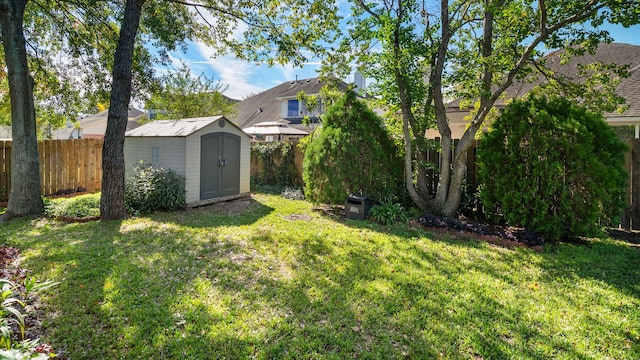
top-left (303, 90), bottom-right (403, 204)
top-left (477, 95), bottom-right (628, 241)
top-left (125, 163), bottom-right (186, 214)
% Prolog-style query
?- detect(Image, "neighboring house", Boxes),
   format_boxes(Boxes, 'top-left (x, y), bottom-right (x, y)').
top-left (0, 126), bottom-right (10, 140)
top-left (124, 116), bottom-right (251, 207)
top-left (1, 107), bottom-right (147, 140)
top-left (430, 42), bottom-right (640, 139)
top-left (231, 77), bottom-right (354, 140)
top-left (0, 123), bottom-right (82, 140)
top-left (78, 107), bottom-right (146, 138)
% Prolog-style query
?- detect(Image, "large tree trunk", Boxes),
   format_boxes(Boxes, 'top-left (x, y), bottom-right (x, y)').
top-left (100, 0), bottom-right (145, 220)
top-left (0, 0), bottom-right (43, 221)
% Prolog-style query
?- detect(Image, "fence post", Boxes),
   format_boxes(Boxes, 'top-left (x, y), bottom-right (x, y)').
top-left (632, 139), bottom-right (640, 230)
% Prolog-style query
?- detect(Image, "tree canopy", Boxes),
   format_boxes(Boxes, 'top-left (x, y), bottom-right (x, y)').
top-left (325, 0), bottom-right (640, 216)
top-left (145, 64), bottom-right (236, 120)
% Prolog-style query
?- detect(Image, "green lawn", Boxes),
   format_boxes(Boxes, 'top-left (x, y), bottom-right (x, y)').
top-left (1, 193), bottom-right (639, 359)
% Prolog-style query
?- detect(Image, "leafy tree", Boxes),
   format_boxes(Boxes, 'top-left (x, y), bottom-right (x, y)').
top-left (303, 90), bottom-right (403, 204)
top-left (477, 95), bottom-right (628, 241)
top-left (327, 0), bottom-right (639, 216)
top-left (0, 0), bottom-right (42, 220)
top-left (101, 0), bottom-right (340, 220)
top-left (145, 64), bottom-right (235, 120)
top-left (0, 0), bottom-right (129, 220)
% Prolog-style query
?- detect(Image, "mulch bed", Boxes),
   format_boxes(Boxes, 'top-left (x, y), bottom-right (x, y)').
top-left (0, 246), bottom-right (21, 279)
top-left (0, 245), bottom-right (62, 358)
top-left (416, 213), bottom-right (544, 251)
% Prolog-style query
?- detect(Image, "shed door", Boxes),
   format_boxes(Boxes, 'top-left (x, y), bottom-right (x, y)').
top-left (200, 133), bottom-right (241, 200)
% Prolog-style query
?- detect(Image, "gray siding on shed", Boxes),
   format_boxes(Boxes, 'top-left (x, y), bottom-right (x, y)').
top-left (124, 137), bottom-right (187, 175)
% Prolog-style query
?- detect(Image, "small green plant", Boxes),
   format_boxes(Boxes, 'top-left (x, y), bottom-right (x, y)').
top-left (1, 280), bottom-right (26, 348)
top-left (368, 200), bottom-right (409, 225)
top-left (0, 278), bottom-right (57, 359)
top-left (125, 163), bottom-right (186, 214)
top-left (44, 193), bottom-right (101, 219)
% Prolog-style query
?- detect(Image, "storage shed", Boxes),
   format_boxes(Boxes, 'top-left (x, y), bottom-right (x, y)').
top-left (124, 116), bottom-right (251, 206)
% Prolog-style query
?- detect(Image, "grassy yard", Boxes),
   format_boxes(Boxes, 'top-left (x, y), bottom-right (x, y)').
top-left (1, 193), bottom-right (639, 359)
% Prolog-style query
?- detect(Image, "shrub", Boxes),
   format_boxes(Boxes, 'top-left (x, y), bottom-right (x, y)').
top-left (43, 193), bottom-right (101, 219)
top-left (477, 95), bottom-right (628, 241)
top-left (125, 163), bottom-right (186, 214)
top-left (303, 90), bottom-right (403, 204)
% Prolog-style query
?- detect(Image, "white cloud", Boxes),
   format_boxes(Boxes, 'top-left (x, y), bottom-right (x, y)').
top-left (193, 42), bottom-right (265, 99)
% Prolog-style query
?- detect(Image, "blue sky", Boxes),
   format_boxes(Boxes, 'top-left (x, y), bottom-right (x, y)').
top-left (164, 21), bottom-right (640, 101)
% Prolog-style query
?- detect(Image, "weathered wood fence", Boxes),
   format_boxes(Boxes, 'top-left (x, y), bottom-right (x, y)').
top-left (251, 138), bottom-right (640, 230)
top-left (2, 137), bottom-right (640, 230)
top-left (0, 139), bottom-right (103, 202)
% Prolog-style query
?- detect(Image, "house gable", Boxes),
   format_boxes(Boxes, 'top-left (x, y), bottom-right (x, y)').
top-left (231, 77), bottom-right (349, 129)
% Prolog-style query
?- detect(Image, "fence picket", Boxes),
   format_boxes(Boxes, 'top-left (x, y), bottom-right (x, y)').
top-left (0, 138), bottom-right (104, 202)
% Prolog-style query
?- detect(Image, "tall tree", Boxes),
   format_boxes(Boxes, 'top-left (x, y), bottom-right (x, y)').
top-left (0, 0), bottom-right (126, 221)
top-left (0, 0), bottom-right (41, 220)
top-left (331, 0), bottom-right (639, 216)
top-left (100, 0), bottom-right (340, 220)
top-left (100, 0), bottom-right (145, 220)
top-left (145, 64), bottom-right (235, 120)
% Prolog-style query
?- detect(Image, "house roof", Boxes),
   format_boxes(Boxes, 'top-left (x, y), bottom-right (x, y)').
top-left (231, 77), bottom-right (349, 129)
top-left (79, 108), bottom-right (146, 137)
top-left (125, 116), bottom-right (242, 137)
top-left (448, 42), bottom-right (640, 118)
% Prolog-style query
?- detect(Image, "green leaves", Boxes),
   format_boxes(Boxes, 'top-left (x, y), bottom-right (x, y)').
top-left (125, 163), bottom-right (187, 215)
top-left (303, 90), bottom-right (403, 204)
top-left (478, 95), bottom-right (628, 241)
top-left (145, 63), bottom-right (236, 121)
top-left (369, 200), bottom-right (409, 225)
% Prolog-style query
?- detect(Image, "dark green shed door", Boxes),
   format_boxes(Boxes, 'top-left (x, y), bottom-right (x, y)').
top-left (200, 132), bottom-right (241, 200)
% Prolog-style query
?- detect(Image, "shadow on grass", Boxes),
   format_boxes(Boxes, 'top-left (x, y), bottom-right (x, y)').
top-left (3, 197), bottom-right (639, 359)
top-left (157, 197), bottom-right (274, 229)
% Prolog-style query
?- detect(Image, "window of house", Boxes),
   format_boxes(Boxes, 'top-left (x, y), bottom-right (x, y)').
top-left (287, 99), bottom-right (299, 117)
top-left (151, 146), bottom-right (161, 163)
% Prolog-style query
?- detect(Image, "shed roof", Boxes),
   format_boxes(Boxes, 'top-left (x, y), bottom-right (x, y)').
top-left (125, 116), bottom-right (243, 137)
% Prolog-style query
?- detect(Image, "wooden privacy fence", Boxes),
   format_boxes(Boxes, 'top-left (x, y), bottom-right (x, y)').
top-left (2, 137), bottom-right (639, 230)
top-left (0, 138), bottom-right (103, 202)
top-left (621, 139), bottom-right (640, 230)
top-left (252, 138), bottom-right (640, 230)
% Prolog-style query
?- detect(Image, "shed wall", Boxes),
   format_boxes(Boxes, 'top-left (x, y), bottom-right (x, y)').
top-left (124, 137), bottom-right (187, 175)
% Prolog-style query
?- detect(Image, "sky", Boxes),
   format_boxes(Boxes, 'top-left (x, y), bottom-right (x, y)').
top-left (162, 21), bottom-right (640, 101)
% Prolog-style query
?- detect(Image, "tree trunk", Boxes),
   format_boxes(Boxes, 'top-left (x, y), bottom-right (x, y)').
top-left (443, 151), bottom-right (468, 217)
top-left (100, 0), bottom-right (145, 220)
top-left (0, 0), bottom-right (43, 221)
